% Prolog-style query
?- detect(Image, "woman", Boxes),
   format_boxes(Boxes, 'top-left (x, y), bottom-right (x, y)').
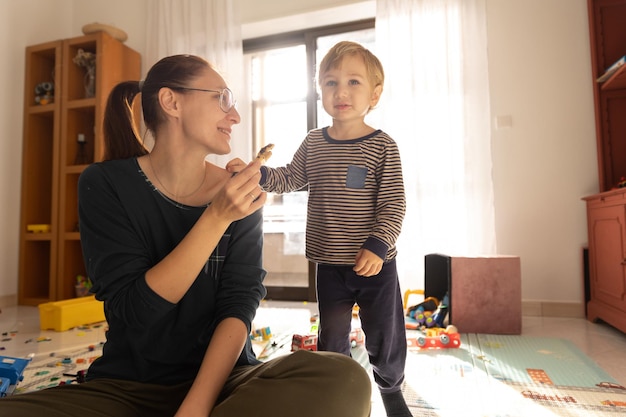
top-left (1, 54), bottom-right (371, 417)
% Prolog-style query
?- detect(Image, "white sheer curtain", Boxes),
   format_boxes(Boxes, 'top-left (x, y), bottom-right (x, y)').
top-left (145, 0), bottom-right (251, 164)
top-left (375, 0), bottom-right (497, 292)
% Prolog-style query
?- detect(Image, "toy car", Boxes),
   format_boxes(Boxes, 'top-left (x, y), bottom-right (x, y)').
top-left (291, 334), bottom-right (318, 352)
top-left (292, 328), bottom-right (365, 352)
top-left (407, 326), bottom-right (461, 349)
top-left (349, 327), bottom-right (365, 347)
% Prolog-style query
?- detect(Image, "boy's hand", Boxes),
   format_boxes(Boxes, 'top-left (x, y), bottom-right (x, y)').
top-left (354, 249), bottom-right (383, 277)
top-left (226, 144), bottom-right (274, 175)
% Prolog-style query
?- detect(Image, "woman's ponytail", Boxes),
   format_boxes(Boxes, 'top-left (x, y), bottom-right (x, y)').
top-left (102, 80), bottom-right (148, 161)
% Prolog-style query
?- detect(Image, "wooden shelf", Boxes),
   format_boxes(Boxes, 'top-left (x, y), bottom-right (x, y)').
top-left (24, 233), bottom-right (53, 241)
top-left (588, 0), bottom-right (626, 192)
top-left (18, 33), bottom-right (140, 305)
top-left (601, 64), bottom-right (626, 90)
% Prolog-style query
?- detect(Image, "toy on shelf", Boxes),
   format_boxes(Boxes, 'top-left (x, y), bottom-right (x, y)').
top-left (26, 224), bottom-right (51, 233)
top-left (34, 82), bottom-right (54, 105)
top-left (75, 275), bottom-right (93, 297)
top-left (407, 325), bottom-right (461, 350)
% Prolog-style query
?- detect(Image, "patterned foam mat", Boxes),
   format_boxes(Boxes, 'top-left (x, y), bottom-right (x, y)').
top-left (8, 320), bottom-right (626, 416)
top-left (397, 334), bottom-right (626, 416)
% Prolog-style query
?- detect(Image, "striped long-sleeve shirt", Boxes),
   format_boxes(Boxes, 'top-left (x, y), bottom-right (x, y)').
top-left (260, 127), bottom-right (406, 265)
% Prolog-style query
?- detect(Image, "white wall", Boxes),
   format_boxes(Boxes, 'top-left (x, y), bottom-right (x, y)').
top-left (0, 0), bottom-right (73, 304)
top-left (70, 0), bottom-right (147, 71)
top-left (487, 0), bottom-right (596, 311)
top-left (0, 0), bottom-right (599, 315)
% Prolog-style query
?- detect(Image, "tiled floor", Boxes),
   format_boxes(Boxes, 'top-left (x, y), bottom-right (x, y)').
top-left (2, 301), bottom-right (626, 415)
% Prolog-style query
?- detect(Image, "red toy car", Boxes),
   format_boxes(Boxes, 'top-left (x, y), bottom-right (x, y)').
top-left (407, 326), bottom-right (461, 349)
top-left (291, 334), bottom-right (318, 352)
top-left (292, 328), bottom-right (365, 352)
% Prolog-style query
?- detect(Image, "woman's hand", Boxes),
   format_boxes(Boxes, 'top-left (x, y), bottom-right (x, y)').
top-left (208, 159), bottom-right (266, 224)
top-left (226, 143), bottom-right (273, 174)
top-left (225, 157), bottom-right (247, 175)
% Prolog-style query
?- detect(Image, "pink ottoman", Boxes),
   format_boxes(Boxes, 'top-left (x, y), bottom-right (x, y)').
top-left (424, 254), bottom-right (522, 334)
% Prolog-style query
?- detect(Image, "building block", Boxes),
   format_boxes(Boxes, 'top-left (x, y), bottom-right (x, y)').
top-left (38, 295), bottom-right (105, 331)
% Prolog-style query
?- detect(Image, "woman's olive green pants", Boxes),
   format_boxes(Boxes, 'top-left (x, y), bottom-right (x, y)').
top-left (0, 350), bottom-right (371, 417)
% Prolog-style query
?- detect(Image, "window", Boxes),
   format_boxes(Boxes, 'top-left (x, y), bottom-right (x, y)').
top-left (243, 20), bottom-right (375, 300)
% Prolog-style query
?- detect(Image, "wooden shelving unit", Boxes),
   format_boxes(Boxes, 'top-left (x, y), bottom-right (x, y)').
top-left (584, 0), bottom-right (626, 333)
top-left (18, 32), bottom-right (140, 305)
top-left (588, 0), bottom-right (626, 192)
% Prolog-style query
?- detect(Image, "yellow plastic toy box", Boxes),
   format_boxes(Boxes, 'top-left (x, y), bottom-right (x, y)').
top-left (38, 295), bottom-right (105, 332)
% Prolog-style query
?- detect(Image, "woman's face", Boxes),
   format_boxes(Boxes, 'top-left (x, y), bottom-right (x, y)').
top-left (178, 68), bottom-right (241, 155)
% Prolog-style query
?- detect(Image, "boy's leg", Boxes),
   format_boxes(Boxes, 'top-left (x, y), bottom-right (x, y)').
top-left (354, 259), bottom-right (408, 391)
top-left (213, 350), bottom-right (371, 417)
top-left (316, 264), bottom-right (356, 355)
top-left (354, 260), bottom-right (411, 416)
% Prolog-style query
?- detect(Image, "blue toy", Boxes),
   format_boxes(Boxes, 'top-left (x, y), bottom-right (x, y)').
top-left (0, 356), bottom-right (32, 396)
top-left (430, 292), bottom-right (450, 328)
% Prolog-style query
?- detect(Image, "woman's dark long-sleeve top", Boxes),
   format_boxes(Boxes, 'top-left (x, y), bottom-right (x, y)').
top-left (77, 158), bottom-right (267, 385)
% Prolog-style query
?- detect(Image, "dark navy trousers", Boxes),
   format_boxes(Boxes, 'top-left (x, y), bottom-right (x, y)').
top-left (316, 259), bottom-right (407, 394)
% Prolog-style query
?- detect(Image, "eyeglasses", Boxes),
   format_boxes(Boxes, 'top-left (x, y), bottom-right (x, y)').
top-left (172, 87), bottom-right (236, 113)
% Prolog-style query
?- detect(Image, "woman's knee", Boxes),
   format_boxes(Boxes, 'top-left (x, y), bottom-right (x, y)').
top-left (308, 351), bottom-right (372, 413)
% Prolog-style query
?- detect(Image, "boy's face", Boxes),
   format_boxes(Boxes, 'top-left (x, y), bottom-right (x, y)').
top-left (319, 54), bottom-right (382, 123)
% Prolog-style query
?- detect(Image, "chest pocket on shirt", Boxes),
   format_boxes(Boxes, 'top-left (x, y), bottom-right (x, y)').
top-left (346, 165), bottom-right (368, 189)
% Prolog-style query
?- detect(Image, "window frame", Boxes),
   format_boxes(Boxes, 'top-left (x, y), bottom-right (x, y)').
top-left (243, 19), bottom-right (375, 149)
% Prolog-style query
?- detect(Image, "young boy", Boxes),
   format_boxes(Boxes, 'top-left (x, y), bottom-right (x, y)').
top-left (258, 41), bottom-right (409, 416)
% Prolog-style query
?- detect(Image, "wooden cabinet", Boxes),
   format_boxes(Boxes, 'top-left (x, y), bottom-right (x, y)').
top-left (584, 0), bottom-right (626, 332)
top-left (18, 32), bottom-right (140, 306)
top-left (587, 0), bottom-right (626, 192)
top-left (583, 189), bottom-right (626, 333)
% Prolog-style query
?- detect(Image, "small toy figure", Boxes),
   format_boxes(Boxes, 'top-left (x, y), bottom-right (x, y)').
top-left (75, 275), bottom-right (92, 297)
top-left (34, 82), bottom-right (54, 105)
top-left (405, 295), bottom-right (439, 330)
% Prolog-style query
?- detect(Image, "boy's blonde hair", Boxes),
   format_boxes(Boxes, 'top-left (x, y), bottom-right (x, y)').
top-left (317, 41), bottom-right (385, 92)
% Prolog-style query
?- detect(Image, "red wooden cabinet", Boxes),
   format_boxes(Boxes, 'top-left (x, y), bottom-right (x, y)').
top-left (583, 188), bottom-right (626, 333)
